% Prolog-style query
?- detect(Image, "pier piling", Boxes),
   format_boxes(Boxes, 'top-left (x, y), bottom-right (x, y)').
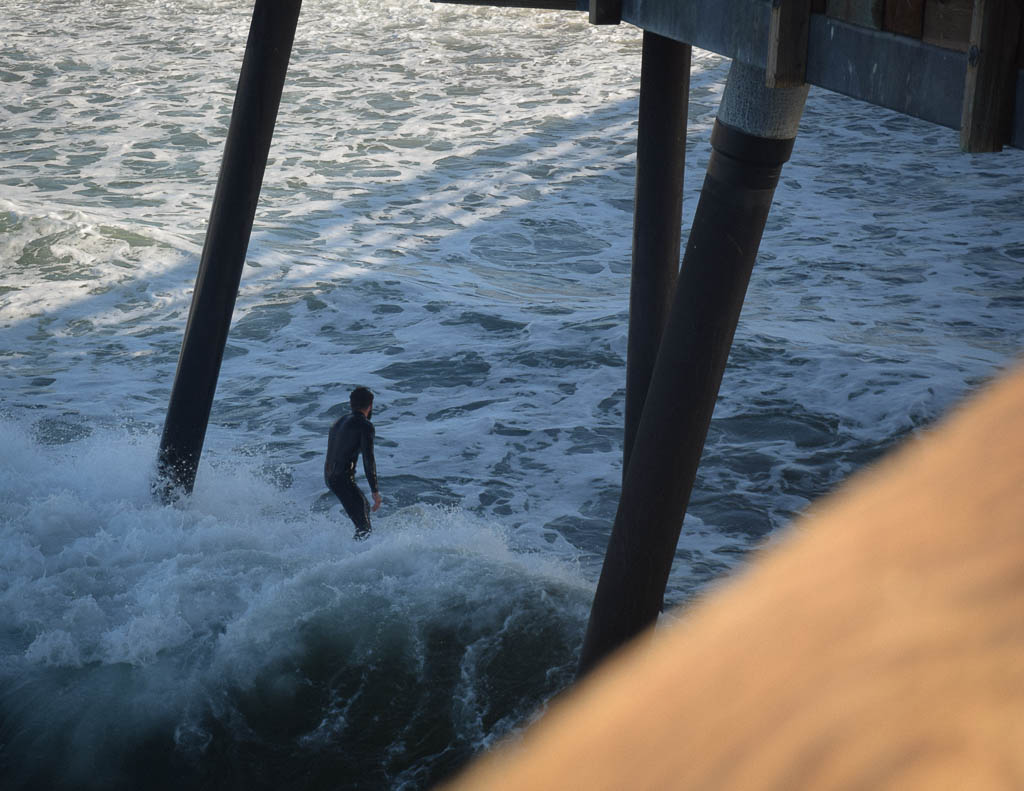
top-left (155, 0), bottom-right (302, 499)
top-left (623, 32), bottom-right (690, 478)
top-left (579, 61), bottom-right (808, 676)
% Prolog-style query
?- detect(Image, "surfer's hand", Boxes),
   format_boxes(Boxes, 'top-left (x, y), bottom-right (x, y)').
top-left (372, 492), bottom-right (382, 512)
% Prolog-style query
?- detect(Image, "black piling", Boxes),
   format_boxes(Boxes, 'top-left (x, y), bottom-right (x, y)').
top-left (155, 0), bottom-right (302, 499)
top-left (579, 61), bottom-right (808, 677)
top-left (623, 32), bottom-right (690, 477)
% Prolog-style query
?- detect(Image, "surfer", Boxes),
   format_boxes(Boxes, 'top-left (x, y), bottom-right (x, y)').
top-left (325, 386), bottom-right (383, 539)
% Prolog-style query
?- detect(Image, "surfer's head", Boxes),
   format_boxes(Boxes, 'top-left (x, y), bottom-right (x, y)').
top-left (350, 386), bottom-right (374, 416)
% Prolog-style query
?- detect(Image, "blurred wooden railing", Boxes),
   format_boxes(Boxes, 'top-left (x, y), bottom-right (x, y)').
top-left (444, 361), bottom-right (1024, 789)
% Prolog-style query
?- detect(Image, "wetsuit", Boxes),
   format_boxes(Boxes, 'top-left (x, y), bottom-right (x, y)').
top-left (324, 411), bottom-right (379, 538)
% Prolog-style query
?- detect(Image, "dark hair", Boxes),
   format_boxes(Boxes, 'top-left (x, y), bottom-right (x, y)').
top-left (350, 386), bottom-right (374, 412)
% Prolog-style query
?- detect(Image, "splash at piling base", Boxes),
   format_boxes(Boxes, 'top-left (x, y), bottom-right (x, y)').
top-left (0, 423), bottom-right (590, 789)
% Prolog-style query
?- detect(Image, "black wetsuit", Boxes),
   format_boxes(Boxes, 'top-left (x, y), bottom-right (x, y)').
top-left (324, 411), bottom-right (379, 538)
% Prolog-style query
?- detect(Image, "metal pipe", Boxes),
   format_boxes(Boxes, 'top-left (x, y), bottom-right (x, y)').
top-left (155, 0), bottom-right (302, 499)
top-left (579, 61), bottom-right (808, 677)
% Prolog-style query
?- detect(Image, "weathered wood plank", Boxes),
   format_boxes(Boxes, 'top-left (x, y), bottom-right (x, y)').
top-left (767, 0), bottom-right (813, 87)
top-left (619, 0), bottom-right (775, 68)
top-left (922, 0), bottom-right (974, 51)
top-left (806, 14), bottom-right (965, 129)
top-left (885, 0), bottom-right (926, 36)
top-left (961, 0), bottom-right (1022, 151)
top-left (826, 0), bottom-right (885, 28)
top-left (444, 363), bottom-right (1024, 790)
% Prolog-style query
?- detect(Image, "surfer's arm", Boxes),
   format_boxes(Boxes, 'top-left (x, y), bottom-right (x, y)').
top-left (362, 423), bottom-right (379, 494)
top-left (324, 421), bottom-right (339, 484)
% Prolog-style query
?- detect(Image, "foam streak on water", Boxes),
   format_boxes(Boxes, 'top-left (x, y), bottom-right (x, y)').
top-left (2, 0), bottom-right (1023, 787)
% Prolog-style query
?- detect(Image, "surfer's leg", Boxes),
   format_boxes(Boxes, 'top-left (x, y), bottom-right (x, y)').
top-left (350, 488), bottom-right (372, 540)
top-left (331, 477), bottom-right (372, 539)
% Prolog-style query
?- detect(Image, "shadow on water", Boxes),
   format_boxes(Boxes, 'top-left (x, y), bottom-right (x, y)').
top-left (0, 79), bottom-right (657, 332)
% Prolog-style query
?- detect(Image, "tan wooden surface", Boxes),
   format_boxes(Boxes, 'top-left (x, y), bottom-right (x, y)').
top-left (444, 362), bottom-right (1024, 790)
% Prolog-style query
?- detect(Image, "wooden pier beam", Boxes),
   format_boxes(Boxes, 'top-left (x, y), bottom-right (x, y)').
top-left (579, 60), bottom-right (808, 677)
top-left (960, 0), bottom-right (1022, 152)
top-left (589, 0), bottom-right (622, 25)
top-left (623, 32), bottom-right (690, 477)
top-left (766, 0), bottom-right (812, 88)
top-left (156, 0), bottom-right (302, 498)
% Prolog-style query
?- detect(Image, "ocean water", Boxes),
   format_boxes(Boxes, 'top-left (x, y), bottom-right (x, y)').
top-left (2, 0), bottom-right (1023, 787)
